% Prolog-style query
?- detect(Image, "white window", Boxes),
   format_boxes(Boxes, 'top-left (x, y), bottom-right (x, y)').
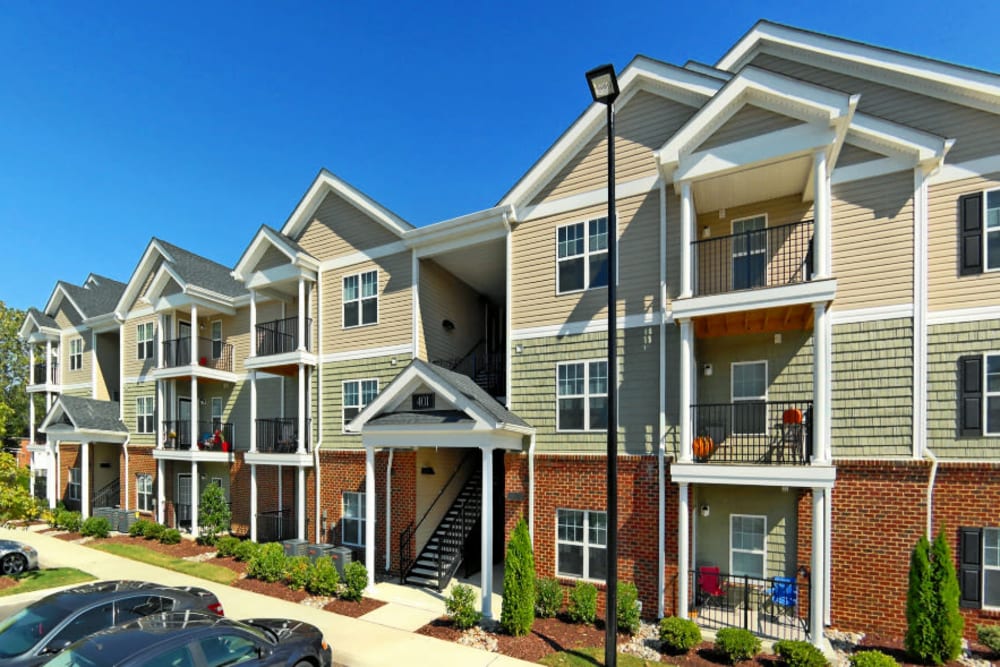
top-left (343, 270), bottom-right (378, 328)
top-left (137, 322), bottom-right (154, 360)
top-left (136, 396), bottom-right (155, 434)
top-left (556, 509), bottom-right (607, 581)
top-left (730, 514), bottom-right (766, 578)
top-left (69, 338), bottom-right (83, 371)
top-left (985, 528), bottom-right (1000, 608)
top-left (137, 473), bottom-right (153, 512)
top-left (986, 190), bottom-right (1000, 271)
top-left (557, 361), bottom-right (608, 432)
top-left (557, 218), bottom-right (608, 294)
top-left (343, 380), bottom-right (378, 430)
top-left (732, 215), bottom-right (767, 290)
top-left (68, 468), bottom-right (80, 501)
top-left (211, 397), bottom-right (223, 431)
top-left (342, 492), bottom-right (365, 546)
top-left (986, 354), bottom-right (1000, 435)
top-left (732, 361), bottom-right (767, 434)
top-left (210, 321), bottom-right (223, 359)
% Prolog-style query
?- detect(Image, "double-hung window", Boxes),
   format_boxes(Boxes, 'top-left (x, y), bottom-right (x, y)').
top-left (959, 526), bottom-right (1000, 609)
top-left (343, 379), bottom-right (378, 430)
top-left (987, 190), bottom-right (1000, 271)
top-left (137, 322), bottom-right (154, 360)
top-left (732, 361), bottom-right (767, 434)
top-left (69, 338), bottom-right (83, 371)
top-left (343, 270), bottom-right (378, 327)
top-left (68, 468), bottom-right (81, 501)
top-left (985, 528), bottom-right (1000, 608)
top-left (210, 321), bottom-right (223, 359)
top-left (557, 361), bottom-right (608, 431)
top-left (342, 492), bottom-right (365, 546)
top-left (556, 218), bottom-right (608, 293)
top-left (986, 354), bottom-right (1000, 435)
top-left (136, 473), bottom-right (153, 512)
top-left (730, 514), bottom-right (766, 578)
top-left (556, 509), bottom-right (607, 581)
top-left (136, 396), bottom-right (155, 434)
top-left (211, 397), bottom-right (223, 431)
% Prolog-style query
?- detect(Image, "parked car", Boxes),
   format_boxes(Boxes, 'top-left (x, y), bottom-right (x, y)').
top-left (0, 581), bottom-right (223, 666)
top-left (0, 540), bottom-right (39, 576)
top-left (42, 611), bottom-right (333, 667)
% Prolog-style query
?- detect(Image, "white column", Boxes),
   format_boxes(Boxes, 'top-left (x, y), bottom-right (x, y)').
top-left (679, 181), bottom-right (693, 298)
top-left (679, 319), bottom-right (693, 462)
top-left (249, 371), bottom-right (258, 453)
top-left (81, 442), bottom-right (90, 519)
top-left (156, 459), bottom-right (165, 524)
top-left (297, 278), bottom-right (306, 351)
top-left (364, 446), bottom-right (376, 591)
top-left (191, 378), bottom-right (199, 450)
top-left (249, 291), bottom-right (257, 358)
top-left (45, 340), bottom-right (52, 385)
top-left (480, 446), bottom-right (494, 619)
top-left (190, 305), bottom-right (199, 365)
top-left (29, 345), bottom-right (35, 385)
top-left (297, 364), bottom-right (306, 454)
top-left (678, 482), bottom-right (690, 618)
top-left (297, 466), bottom-right (306, 539)
top-left (813, 150), bottom-right (831, 279)
top-left (190, 461), bottom-right (199, 537)
top-left (48, 442), bottom-right (58, 508)
top-left (810, 487), bottom-right (827, 648)
top-left (156, 379), bottom-right (165, 449)
top-left (157, 314), bottom-right (165, 368)
top-left (250, 464), bottom-right (258, 542)
top-left (812, 303), bottom-right (829, 463)
top-left (29, 395), bottom-right (36, 447)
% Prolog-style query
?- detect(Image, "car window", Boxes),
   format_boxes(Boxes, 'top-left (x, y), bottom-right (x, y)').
top-left (0, 603), bottom-right (67, 657)
top-left (137, 644), bottom-right (196, 667)
top-left (199, 633), bottom-right (259, 666)
top-left (116, 595), bottom-right (174, 623)
top-left (48, 603), bottom-right (114, 649)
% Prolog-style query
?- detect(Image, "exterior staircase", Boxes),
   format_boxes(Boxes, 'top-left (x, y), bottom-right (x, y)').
top-left (92, 478), bottom-right (120, 510)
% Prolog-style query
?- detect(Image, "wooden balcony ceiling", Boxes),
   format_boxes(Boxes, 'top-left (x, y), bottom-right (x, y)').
top-left (694, 303), bottom-right (813, 338)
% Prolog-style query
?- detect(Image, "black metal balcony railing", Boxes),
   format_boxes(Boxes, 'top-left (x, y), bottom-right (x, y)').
top-left (162, 420), bottom-right (235, 451)
top-left (691, 400), bottom-right (813, 465)
top-left (161, 337), bottom-right (234, 372)
top-left (693, 220), bottom-right (814, 297)
top-left (255, 317), bottom-right (312, 356)
top-left (257, 509), bottom-right (309, 543)
top-left (691, 569), bottom-right (809, 641)
top-left (33, 432), bottom-right (47, 445)
top-left (32, 362), bottom-right (58, 385)
top-left (255, 417), bottom-right (311, 453)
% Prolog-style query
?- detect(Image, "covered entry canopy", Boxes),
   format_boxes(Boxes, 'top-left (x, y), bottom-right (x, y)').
top-left (40, 395), bottom-right (129, 445)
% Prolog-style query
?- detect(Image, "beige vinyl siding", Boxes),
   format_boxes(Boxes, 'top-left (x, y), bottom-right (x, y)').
top-left (200, 380), bottom-right (252, 451)
top-left (324, 251), bottom-right (412, 351)
top-left (92, 444), bottom-right (120, 494)
top-left (509, 328), bottom-right (658, 455)
top-left (123, 381), bottom-right (157, 446)
top-left (927, 172), bottom-right (1000, 310)
top-left (53, 302), bottom-right (82, 328)
top-left (318, 355), bottom-right (412, 448)
top-left (530, 92), bottom-right (698, 204)
top-left (125, 257), bottom-right (164, 313)
top-left (210, 307), bottom-right (251, 375)
top-left (94, 331), bottom-right (120, 401)
top-left (60, 331), bottom-right (92, 391)
top-left (927, 319), bottom-right (1000, 458)
top-left (836, 143), bottom-right (885, 167)
top-left (415, 448), bottom-right (472, 550)
top-left (256, 245), bottom-right (292, 271)
top-left (830, 318), bottom-right (913, 458)
top-left (696, 329), bottom-right (813, 404)
top-left (831, 172), bottom-right (914, 310)
top-left (295, 191), bottom-right (402, 260)
top-left (122, 315), bottom-right (158, 378)
top-left (696, 105), bottom-right (804, 152)
top-left (749, 52), bottom-right (1000, 164)
top-left (419, 259), bottom-right (484, 365)
top-left (512, 191), bottom-right (659, 330)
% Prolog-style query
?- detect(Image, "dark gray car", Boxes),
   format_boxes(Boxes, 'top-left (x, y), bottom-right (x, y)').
top-left (0, 580), bottom-right (223, 666)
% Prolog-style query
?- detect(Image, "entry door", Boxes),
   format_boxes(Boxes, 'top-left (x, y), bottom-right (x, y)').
top-left (732, 216), bottom-right (767, 290)
top-left (177, 321), bottom-right (192, 365)
top-left (176, 474), bottom-right (192, 528)
top-left (178, 398), bottom-right (191, 448)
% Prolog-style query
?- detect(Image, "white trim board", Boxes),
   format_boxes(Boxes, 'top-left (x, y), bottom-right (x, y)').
top-left (928, 156), bottom-right (1000, 185)
top-left (829, 304), bottom-right (913, 325)
top-left (927, 307), bottom-right (1000, 325)
top-left (511, 312), bottom-right (659, 341)
top-left (317, 241), bottom-right (409, 272)
top-left (320, 344), bottom-right (412, 364)
top-left (518, 175), bottom-right (660, 222)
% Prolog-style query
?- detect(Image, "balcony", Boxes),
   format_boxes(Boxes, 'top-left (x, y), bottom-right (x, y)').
top-left (691, 400), bottom-right (812, 465)
top-left (156, 337), bottom-right (236, 382)
top-left (255, 316), bottom-right (311, 356)
top-left (28, 362), bottom-right (60, 392)
top-left (255, 417), bottom-right (311, 454)
top-left (693, 221), bottom-right (813, 297)
top-left (690, 569), bottom-right (810, 642)
top-left (162, 420), bottom-right (235, 452)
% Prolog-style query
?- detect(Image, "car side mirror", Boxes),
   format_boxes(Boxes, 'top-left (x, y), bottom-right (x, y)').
top-left (41, 639), bottom-right (72, 654)
top-left (257, 646), bottom-right (272, 659)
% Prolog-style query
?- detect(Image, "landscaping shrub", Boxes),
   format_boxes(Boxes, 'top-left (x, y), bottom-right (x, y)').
top-left (197, 483), bottom-right (231, 546)
top-left (773, 639), bottom-right (829, 667)
top-left (215, 535), bottom-right (240, 558)
top-left (446, 583), bottom-right (481, 630)
top-left (305, 556), bottom-right (340, 596)
top-left (714, 627), bottom-right (761, 664)
top-left (978, 625), bottom-right (1000, 654)
top-left (849, 650), bottom-right (899, 667)
top-left (567, 581), bottom-right (597, 624)
top-left (56, 509), bottom-right (82, 532)
top-left (535, 577), bottom-right (563, 618)
top-left (284, 556), bottom-right (310, 590)
top-left (929, 530), bottom-right (963, 663)
top-left (247, 542), bottom-right (287, 583)
top-left (233, 539), bottom-right (261, 562)
top-left (129, 518), bottom-right (153, 537)
top-left (144, 522), bottom-right (166, 541)
top-left (617, 581), bottom-right (641, 635)
top-left (658, 616), bottom-right (701, 654)
top-left (905, 531), bottom-right (963, 665)
top-left (500, 519), bottom-right (535, 636)
top-left (341, 561), bottom-right (368, 602)
top-left (81, 516), bottom-right (111, 538)
top-left (159, 528), bottom-right (181, 544)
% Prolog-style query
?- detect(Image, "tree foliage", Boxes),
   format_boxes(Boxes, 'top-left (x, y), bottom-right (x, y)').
top-left (0, 302), bottom-right (29, 440)
top-left (905, 535), bottom-right (936, 662)
top-left (198, 482), bottom-right (231, 546)
top-left (0, 450), bottom-right (40, 525)
top-left (929, 530), bottom-right (963, 663)
top-left (500, 518), bottom-right (536, 636)
top-left (905, 531), bottom-right (964, 665)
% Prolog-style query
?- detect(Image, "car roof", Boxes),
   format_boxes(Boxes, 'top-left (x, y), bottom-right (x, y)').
top-left (41, 581), bottom-right (185, 608)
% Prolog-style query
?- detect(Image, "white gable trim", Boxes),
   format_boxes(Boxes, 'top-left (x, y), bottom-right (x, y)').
top-left (848, 113), bottom-right (952, 169)
top-left (232, 227), bottom-right (319, 283)
top-left (43, 284), bottom-right (86, 323)
top-left (114, 240), bottom-right (175, 319)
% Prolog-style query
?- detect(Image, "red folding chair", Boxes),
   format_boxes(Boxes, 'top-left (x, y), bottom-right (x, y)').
top-left (697, 566), bottom-right (728, 608)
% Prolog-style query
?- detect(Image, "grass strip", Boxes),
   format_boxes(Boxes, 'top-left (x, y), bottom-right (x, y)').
top-left (539, 646), bottom-right (662, 666)
top-left (89, 542), bottom-right (237, 585)
top-left (0, 567), bottom-right (95, 597)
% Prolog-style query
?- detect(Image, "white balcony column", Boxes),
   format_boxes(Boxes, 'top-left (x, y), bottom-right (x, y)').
top-left (297, 466), bottom-right (306, 539)
top-left (679, 319), bottom-right (694, 462)
top-left (189, 305), bottom-right (199, 366)
top-left (679, 181), bottom-right (693, 298)
top-left (47, 442), bottom-right (58, 508)
top-left (29, 396), bottom-right (35, 447)
top-left (81, 441), bottom-right (90, 519)
top-left (813, 149), bottom-right (831, 279)
top-left (249, 371), bottom-right (258, 453)
top-left (157, 458), bottom-right (165, 524)
top-left (297, 364), bottom-right (306, 454)
top-left (156, 380), bottom-right (165, 449)
top-left (480, 445), bottom-right (495, 619)
top-left (191, 377), bottom-right (199, 451)
top-left (810, 487), bottom-right (827, 648)
top-left (157, 314), bottom-right (165, 368)
top-left (250, 464), bottom-right (258, 542)
top-left (297, 278), bottom-right (306, 351)
top-left (364, 446), bottom-right (376, 592)
top-left (28, 345), bottom-right (34, 385)
top-left (190, 461), bottom-right (200, 538)
top-left (812, 303), bottom-right (830, 463)
top-left (249, 290), bottom-right (257, 358)
top-left (677, 482), bottom-right (690, 618)
top-left (45, 340), bottom-right (52, 386)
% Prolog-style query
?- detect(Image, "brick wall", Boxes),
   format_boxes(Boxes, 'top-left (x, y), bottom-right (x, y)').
top-left (57, 444), bottom-right (80, 509)
top-left (125, 447), bottom-right (157, 518)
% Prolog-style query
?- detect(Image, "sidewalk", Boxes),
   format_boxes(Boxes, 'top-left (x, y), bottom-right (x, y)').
top-left (0, 527), bottom-right (534, 667)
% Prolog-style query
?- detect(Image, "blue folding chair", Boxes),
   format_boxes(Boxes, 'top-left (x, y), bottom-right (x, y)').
top-left (759, 575), bottom-right (805, 632)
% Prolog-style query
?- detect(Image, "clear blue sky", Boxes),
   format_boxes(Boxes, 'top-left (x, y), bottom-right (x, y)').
top-left (2, 1), bottom-right (998, 311)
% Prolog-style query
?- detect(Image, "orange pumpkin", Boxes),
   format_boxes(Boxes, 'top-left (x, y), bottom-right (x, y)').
top-left (693, 435), bottom-right (715, 460)
top-left (782, 408), bottom-right (803, 425)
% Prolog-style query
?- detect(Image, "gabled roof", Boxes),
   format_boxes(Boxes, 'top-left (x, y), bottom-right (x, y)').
top-left (40, 395), bottom-right (128, 440)
top-left (231, 224), bottom-right (319, 283)
top-left (19, 307), bottom-right (59, 340)
top-left (58, 278), bottom-right (126, 319)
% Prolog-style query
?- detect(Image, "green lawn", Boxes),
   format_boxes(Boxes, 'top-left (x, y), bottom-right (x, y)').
top-left (538, 647), bottom-right (664, 666)
top-left (0, 568), bottom-right (95, 597)
top-left (89, 542), bottom-right (238, 585)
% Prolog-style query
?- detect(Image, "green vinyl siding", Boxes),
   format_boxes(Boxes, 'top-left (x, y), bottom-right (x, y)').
top-left (198, 381), bottom-right (251, 452)
top-left (318, 354), bottom-right (412, 449)
top-left (122, 381), bottom-right (157, 446)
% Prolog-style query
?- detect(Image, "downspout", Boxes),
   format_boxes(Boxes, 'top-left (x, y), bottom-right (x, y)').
top-left (657, 176), bottom-right (667, 619)
top-left (528, 433), bottom-right (535, 543)
top-left (925, 447), bottom-right (938, 539)
top-left (385, 448), bottom-right (394, 572)
top-left (313, 274), bottom-right (324, 543)
top-left (122, 436), bottom-right (130, 511)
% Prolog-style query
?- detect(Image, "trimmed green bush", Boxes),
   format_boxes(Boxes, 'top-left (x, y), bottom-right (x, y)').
top-left (567, 581), bottom-right (597, 624)
top-left (535, 577), bottom-right (563, 618)
top-left (714, 627), bottom-right (761, 664)
top-left (978, 625), bottom-right (1000, 654)
top-left (446, 583), bottom-right (482, 630)
top-left (500, 519), bottom-right (536, 636)
top-left (56, 509), bottom-right (82, 532)
top-left (305, 556), bottom-right (340, 596)
top-left (341, 561), bottom-right (368, 602)
top-left (197, 483), bottom-right (231, 546)
top-left (617, 581), bottom-right (641, 635)
top-left (81, 516), bottom-right (111, 538)
top-left (906, 531), bottom-right (964, 665)
top-left (144, 522), bottom-right (166, 540)
top-left (129, 519), bottom-right (153, 537)
top-left (284, 556), bottom-right (310, 590)
top-left (247, 542), bottom-right (287, 583)
top-left (215, 535), bottom-right (241, 558)
top-left (773, 640), bottom-right (829, 667)
top-left (233, 539), bottom-right (261, 562)
top-left (929, 530), bottom-right (963, 664)
top-left (849, 650), bottom-right (899, 667)
top-left (159, 528), bottom-right (181, 544)
top-left (658, 616), bottom-right (701, 654)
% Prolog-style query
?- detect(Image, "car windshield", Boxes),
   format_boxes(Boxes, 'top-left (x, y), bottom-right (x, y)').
top-left (40, 647), bottom-right (101, 667)
top-left (0, 602), bottom-right (69, 658)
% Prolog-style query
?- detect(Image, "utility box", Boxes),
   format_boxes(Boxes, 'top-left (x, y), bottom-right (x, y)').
top-left (117, 510), bottom-right (138, 533)
top-left (306, 543), bottom-right (333, 563)
top-left (329, 546), bottom-right (352, 578)
top-left (281, 538), bottom-right (309, 557)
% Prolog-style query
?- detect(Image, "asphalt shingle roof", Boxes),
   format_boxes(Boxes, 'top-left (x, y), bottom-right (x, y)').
top-left (262, 224), bottom-right (313, 259)
top-left (155, 238), bottom-right (247, 298)
top-left (367, 410), bottom-right (472, 426)
top-left (411, 358), bottom-right (529, 428)
top-left (58, 277), bottom-right (127, 319)
top-left (53, 395), bottom-right (128, 434)
top-left (26, 307), bottom-right (58, 329)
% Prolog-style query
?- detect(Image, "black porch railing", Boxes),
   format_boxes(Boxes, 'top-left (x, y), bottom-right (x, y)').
top-left (693, 220), bottom-right (814, 297)
top-left (162, 420), bottom-right (235, 451)
top-left (692, 569), bottom-right (810, 641)
top-left (691, 400), bottom-right (812, 465)
top-left (32, 362), bottom-right (58, 385)
top-left (257, 509), bottom-right (307, 543)
top-left (161, 337), bottom-right (234, 372)
top-left (255, 417), bottom-right (310, 453)
top-left (432, 339), bottom-right (505, 398)
top-left (255, 317), bottom-right (312, 356)
top-left (33, 432), bottom-right (47, 445)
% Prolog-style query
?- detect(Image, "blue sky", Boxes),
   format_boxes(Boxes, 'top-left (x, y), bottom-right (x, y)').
top-left (2, 1), bottom-right (998, 311)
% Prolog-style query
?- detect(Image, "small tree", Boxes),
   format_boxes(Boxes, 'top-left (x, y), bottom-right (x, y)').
top-left (905, 535), bottom-right (936, 663)
top-left (929, 530), bottom-right (963, 663)
top-left (500, 519), bottom-right (535, 636)
top-left (198, 483), bottom-right (231, 546)
top-left (906, 530), bottom-right (964, 665)
top-left (0, 451), bottom-right (39, 527)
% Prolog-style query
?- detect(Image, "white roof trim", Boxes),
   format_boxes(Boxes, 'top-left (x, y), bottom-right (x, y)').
top-left (114, 239), bottom-right (175, 319)
top-left (846, 113), bottom-right (953, 170)
top-left (43, 284), bottom-right (86, 323)
top-left (18, 312), bottom-right (58, 341)
top-left (232, 227), bottom-right (318, 283)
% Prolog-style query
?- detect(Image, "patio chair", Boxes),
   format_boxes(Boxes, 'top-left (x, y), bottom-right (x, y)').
top-left (758, 575), bottom-right (805, 632)
top-left (696, 565), bottom-right (728, 609)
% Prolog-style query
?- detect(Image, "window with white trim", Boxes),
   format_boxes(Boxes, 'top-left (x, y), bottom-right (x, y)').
top-left (342, 492), bottom-right (365, 547)
top-left (556, 509), bottom-right (606, 581)
top-left (730, 514), bottom-right (766, 578)
top-left (557, 361), bottom-right (608, 431)
top-left (211, 397), bottom-right (223, 431)
top-left (210, 321), bottom-right (223, 359)
top-left (68, 467), bottom-right (80, 501)
top-left (986, 354), bottom-right (1000, 435)
top-left (987, 190), bottom-right (1000, 271)
top-left (70, 338), bottom-right (83, 371)
top-left (556, 218), bottom-right (608, 294)
top-left (343, 379), bottom-right (378, 430)
top-left (985, 527), bottom-right (1000, 608)
top-left (732, 361), bottom-right (767, 434)
top-left (136, 396), bottom-right (155, 434)
top-left (137, 473), bottom-right (153, 512)
top-left (343, 270), bottom-right (378, 328)
top-left (137, 322), bottom-right (154, 360)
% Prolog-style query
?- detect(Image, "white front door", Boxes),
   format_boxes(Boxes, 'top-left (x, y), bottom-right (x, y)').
top-left (176, 474), bottom-right (192, 528)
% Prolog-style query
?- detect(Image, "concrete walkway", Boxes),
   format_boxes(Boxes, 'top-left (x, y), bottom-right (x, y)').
top-left (0, 527), bottom-right (533, 667)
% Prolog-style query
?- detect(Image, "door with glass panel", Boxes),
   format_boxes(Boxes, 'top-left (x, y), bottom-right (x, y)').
top-left (732, 216), bottom-right (767, 290)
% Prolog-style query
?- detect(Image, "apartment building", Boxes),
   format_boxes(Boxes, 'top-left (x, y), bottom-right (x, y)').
top-left (21, 21), bottom-right (1000, 646)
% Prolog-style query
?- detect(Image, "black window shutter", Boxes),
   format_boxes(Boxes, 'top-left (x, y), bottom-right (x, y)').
top-left (960, 193), bottom-right (983, 275)
top-left (959, 356), bottom-right (983, 437)
top-left (959, 527), bottom-right (982, 608)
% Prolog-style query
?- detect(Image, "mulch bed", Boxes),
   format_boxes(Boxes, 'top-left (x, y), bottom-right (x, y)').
top-left (323, 597), bottom-right (386, 618)
top-left (857, 633), bottom-right (999, 667)
top-left (233, 577), bottom-right (310, 603)
top-left (0, 576), bottom-right (18, 591)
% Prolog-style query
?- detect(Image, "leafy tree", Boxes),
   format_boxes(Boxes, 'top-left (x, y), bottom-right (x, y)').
top-left (0, 302), bottom-right (29, 441)
top-left (500, 518), bottom-right (535, 636)
top-left (929, 530), bottom-right (963, 663)
top-left (0, 450), bottom-right (40, 526)
top-left (198, 482), bottom-right (231, 546)
top-left (905, 535), bottom-right (936, 662)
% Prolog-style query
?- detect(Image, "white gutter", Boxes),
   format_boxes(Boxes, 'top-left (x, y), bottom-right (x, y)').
top-left (528, 433), bottom-right (536, 544)
top-left (925, 447), bottom-right (939, 538)
top-left (122, 436), bottom-right (131, 511)
top-left (385, 448), bottom-right (394, 572)
top-left (657, 177), bottom-right (667, 619)
top-left (313, 275), bottom-right (324, 543)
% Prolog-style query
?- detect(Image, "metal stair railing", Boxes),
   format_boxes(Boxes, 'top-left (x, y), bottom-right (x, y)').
top-left (92, 478), bottom-right (120, 509)
top-left (436, 496), bottom-right (478, 591)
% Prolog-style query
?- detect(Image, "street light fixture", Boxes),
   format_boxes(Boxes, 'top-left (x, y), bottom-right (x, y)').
top-left (586, 61), bottom-right (619, 667)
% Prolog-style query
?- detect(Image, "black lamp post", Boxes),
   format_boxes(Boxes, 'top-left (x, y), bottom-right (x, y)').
top-left (586, 62), bottom-right (619, 667)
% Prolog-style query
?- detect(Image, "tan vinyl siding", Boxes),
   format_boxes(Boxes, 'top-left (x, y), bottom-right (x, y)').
top-left (256, 245), bottom-right (292, 271)
top-left (831, 172), bottom-right (914, 310)
top-left (324, 251), bottom-right (412, 351)
top-left (831, 318), bottom-right (913, 458)
top-left (201, 380), bottom-right (252, 451)
top-left (696, 329), bottom-right (813, 404)
top-left (94, 331), bottom-right (120, 401)
top-left (927, 319), bottom-right (1000, 458)
top-left (512, 191), bottom-right (659, 330)
top-left (696, 105), bottom-right (803, 152)
top-left (928, 172), bottom-right (1000, 310)
top-left (415, 448), bottom-right (471, 550)
top-left (122, 315), bottom-right (158, 378)
top-left (419, 259), bottom-right (483, 364)
top-left (749, 52), bottom-right (1000, 164)
top-left (509, 328), bottom-right (659, 455)
top-left (531, 92), bottom-right (698, 204)
top-left (60, 331), bottom-right (92, 391)
top-left (53, 302), bottom-right (82, 328)
top-left (123, 381), bottom-right (157, 446)
top-left (125, 257), bottom-right (164, 313)
top-left (210, 307), bottom-right (251, 375)
top-left (318, 355), bottom-right (412, 448)
top-left (296, 191), bottom-right (401, 260)
top-left (837, 143), bottom-right (885, 167)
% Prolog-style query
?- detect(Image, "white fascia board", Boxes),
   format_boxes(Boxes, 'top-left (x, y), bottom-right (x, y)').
top-left (362, 430), bottom-right (523, 450)
top-left (39, 404), bottom-right (68, 431)
top-left (849, 113), bottom-right (951, 165)
top-left (233, 227), bottom-right (320, 282)
top-left (406, 205), bottom-right (513, 256)
top-left (929, 155), bottom-right (1000, 185)
top-left (242, 451), bottom-right (313, 467)
top-left (155, 448), bottom-right (240, 463)
top-left (44, 285), bottom-right (86, 324)
top-left (86, 315), bottom-right (121, 334)
top-left (927, 306), bottom-right (1000, 325)
top-left (114, 240), bottom-right (173, 319)
top-left (26, 329), bottom-right (61, 344)
top-left (682, 61), bottom-right (733, 81)
top-left (671, 278), bottom-right (837, 320)
top-left (832, 157), bottom-right (914, 185)
top-left (669, 461), bottom-right (836, 488)
top-left (317, 241), bottom-right (409, 273)
top-left (511, 311), bottom-right (660, 341)
top-left (145, 263), bottom-right (186, 304)
top-left (152, 365), bottom-right (239, 384)
top-left (518, 175), bottom-right (659, 223)
top-left (244, 351), bottom-right (317, 370)
top-left (320, 343), bottom-right (411, 363)
top-left (18, 315), bottom-right (42, 340)
top-left (246, 263), bottom-right (317, 290)
top-left (151, 291), bottom-right (236, 317)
